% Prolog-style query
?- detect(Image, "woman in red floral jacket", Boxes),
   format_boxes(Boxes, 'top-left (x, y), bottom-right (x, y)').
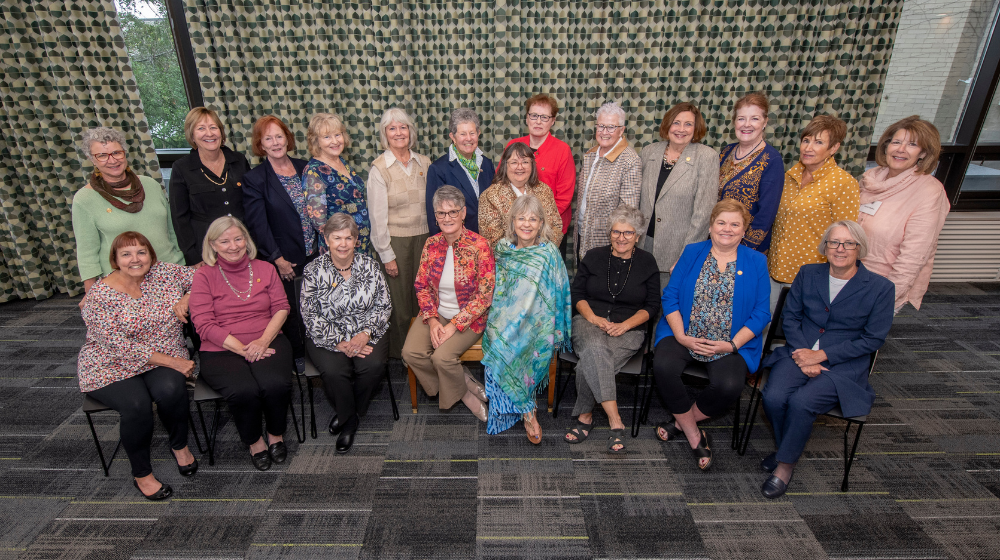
top-left (402, 185), bottom-right (495, 421)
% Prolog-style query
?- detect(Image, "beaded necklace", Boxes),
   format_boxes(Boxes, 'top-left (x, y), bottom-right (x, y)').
top-left (607, 247), bottom-right (635, 303)
top-left (218, 261), bottom-right (253, 301)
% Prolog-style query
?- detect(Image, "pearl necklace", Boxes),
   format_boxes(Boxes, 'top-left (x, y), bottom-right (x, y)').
top-left (607, 247), bottom-right (635, 304)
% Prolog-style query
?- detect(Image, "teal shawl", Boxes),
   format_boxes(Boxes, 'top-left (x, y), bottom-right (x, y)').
top-left (482, 240), bottom-right (572, 410)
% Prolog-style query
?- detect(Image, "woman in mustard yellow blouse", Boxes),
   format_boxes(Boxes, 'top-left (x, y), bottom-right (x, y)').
top-left (767, 115), bottom-right (859, 309)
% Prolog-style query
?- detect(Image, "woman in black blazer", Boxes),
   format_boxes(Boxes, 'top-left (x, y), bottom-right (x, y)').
top-left (169, 107), bottom-right (251, 266)
top-left (425, 107), bottom-right (495, 235)
top-left (242, 115), bottom-right (314, 370)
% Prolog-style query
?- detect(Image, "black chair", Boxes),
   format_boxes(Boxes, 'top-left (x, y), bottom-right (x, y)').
top-left (293, 276), bottom-right (400, 439)
top-left (552, 316), bottom-right (656, 438)
top-left (83, 393), bottom-right (205, 476)
top-left (822, 350), bottom-right (878, 492)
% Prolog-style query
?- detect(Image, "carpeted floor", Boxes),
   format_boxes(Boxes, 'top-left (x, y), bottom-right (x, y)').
top-left (1, 282), bottom-right (999, 559)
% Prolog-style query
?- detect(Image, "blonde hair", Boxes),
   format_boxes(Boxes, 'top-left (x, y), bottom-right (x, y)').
top-left (202, 216), bottom-right (257, 266)
top-left (307, 113), bottom-right (350, 157)
top-left (503, 194), bottom-right (555, 246)
top-left (378, 107), bottom-right (418, 151)
top-left (184, 107), bottom-right (225, 149)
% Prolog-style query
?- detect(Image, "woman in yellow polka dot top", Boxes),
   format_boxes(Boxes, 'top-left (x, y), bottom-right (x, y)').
top-left (767, 116), bottom-right (860, 309)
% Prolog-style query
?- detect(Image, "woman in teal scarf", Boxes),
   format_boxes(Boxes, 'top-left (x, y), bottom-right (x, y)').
top-left (483, 194), bottom-right (572, 441)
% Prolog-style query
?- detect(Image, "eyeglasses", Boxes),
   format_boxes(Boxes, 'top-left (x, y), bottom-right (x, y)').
top-left (91, 150), bottom-right (126, 163)
top-left (434, 209), bottom-right (464, 219)
top-left (825, 240), bottom-right (859, 250)
top-left (527, 113), bottom-right (553, 122)
top-left (516, 216), bottom-right (540, 224)
top-left (507, 160), bottom-right (531, 169)
top-left (610, 229), bottom-right (636, 239)
top-left (596, 124), bottom-right (623, 133)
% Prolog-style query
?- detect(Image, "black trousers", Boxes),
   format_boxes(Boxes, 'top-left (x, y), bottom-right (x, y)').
top-left (653, 336), bottom-right (748, 418)
top-left (199, 334), bottom-right (293, 446)
top-left (280, 253), bottom-right (318, 360)
top-left (307, 336), bottom-right (388, 421)
top-left (87, 366), bottom-right (189, 478)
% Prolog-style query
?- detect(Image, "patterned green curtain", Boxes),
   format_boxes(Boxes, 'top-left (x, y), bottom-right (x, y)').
top-left (0, 1), bottom-right (161, 302)
top-left (184, 0), bottom-right (903, 177)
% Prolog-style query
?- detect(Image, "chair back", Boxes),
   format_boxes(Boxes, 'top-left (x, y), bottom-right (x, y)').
top-left (762, 286), bottom-right (790, 353)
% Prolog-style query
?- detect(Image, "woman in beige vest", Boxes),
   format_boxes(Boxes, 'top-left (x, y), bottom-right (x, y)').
top-left (367, 108), bottom-right (431, 359)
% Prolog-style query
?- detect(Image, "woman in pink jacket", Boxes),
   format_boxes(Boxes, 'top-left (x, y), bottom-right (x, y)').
top-left (858, 116), bottom-right (950, 313)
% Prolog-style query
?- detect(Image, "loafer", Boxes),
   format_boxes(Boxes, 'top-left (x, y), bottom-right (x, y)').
top-left (336, 430), bottom-right (355, 454)
top-left (251, 449), bottom-right (272, 471)
top-left (178, 458), bottom-right (199, 477)
top-left (760, 452), bottom-right (778, 474)
top-left (134, 479), bottom-right (172, 501)
top-left (328, 415), bottom-right (342, 436)
top-left (761, 474), bottom-right (792, 499)
top-left (268, 441), bottom-right (287, 464)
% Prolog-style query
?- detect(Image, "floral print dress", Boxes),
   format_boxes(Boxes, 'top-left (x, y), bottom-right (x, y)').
top-left (303, 157), bottom-right (371, 253)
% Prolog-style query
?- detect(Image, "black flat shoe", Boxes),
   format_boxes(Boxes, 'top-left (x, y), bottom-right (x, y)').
top-left (328, 414), bottom-right (342, 436)
top-left (760, 452), bottom-right (778, 474)
top-left (761, 474), bottom-right (792, 499)
top-left (268, 441), bottom-right (287, 464)
top-left (251, 449), bottom-right (272, 471)
top-left (178, 458), bottom-right (199, 477)
top-left (336, 416), bottom-right (359, 454)
top-left (134, 479), bottom-right (172, 501)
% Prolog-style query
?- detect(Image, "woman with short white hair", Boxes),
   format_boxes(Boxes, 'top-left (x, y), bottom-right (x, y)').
top-left (366, 107), bottom-right (431, 359)
top-left (189, 216), bottom-right (292, 472)
top-left (575, 101), bottom-right (642, 259)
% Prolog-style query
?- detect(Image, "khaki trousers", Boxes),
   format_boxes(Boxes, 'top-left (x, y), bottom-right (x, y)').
top-left (402, 317), bottom-right (480, 409)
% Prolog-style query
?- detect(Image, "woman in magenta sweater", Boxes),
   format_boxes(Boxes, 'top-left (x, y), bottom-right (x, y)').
top-left (189, 216), bottom-right (292, 471)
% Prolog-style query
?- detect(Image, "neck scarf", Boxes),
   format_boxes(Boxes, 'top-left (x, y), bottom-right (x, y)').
top-left (453, 145), bottom-right (480, 180)
top-left (859, 165), bottom-right (925, 203)
top-left (89, 168), bottom-right (145, 213)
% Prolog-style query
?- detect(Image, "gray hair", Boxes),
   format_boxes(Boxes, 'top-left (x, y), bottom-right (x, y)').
top-left (503, 194), bottom-right (556, 246)
top-left (79, 127), bottom-right (126, 157)
top-left (448, 107), bottom-right (481, 135)
top-left (608, 204), bottom-right (645, 234)
top-left (378, 107), bottom-right (418, 151)
top-left (431, 185), bottom-right (466, 211)
top-left (818, 220), bottom-right (869, 259)
top-left (202, 216), bottom-right (258, 266)
top-left (323, 212), bottom-right (360, 239)
top-left (596, 101), bottom-right (627, 127)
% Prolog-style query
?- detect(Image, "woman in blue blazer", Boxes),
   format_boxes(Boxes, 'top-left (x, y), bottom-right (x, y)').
top-left (759, 220), bottom-right (894, 498)
top-left (425, 108), bottom-right (495, 235)
top-left (653, 199), bottom-right (771, 471)
top-left (242, 116), bottom-right (314, 370)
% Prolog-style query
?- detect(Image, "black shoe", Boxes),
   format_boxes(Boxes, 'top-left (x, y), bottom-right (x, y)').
top-left (178, 458), bottom-right (199, 477)
top-left (134, 479), bottom-right (173, 501)
top-left (336, 416), bottom-right (359, 454)
top-left (268, 441), bottom-right (287, 464)
top-left (761, 474), bottom-right (792, 499)
top-left (328, 414), bottom-right (342, 436)
top-left (251, 449), bottom-right (272, 471)
top-left (760, 452), bottom-right (778, 474)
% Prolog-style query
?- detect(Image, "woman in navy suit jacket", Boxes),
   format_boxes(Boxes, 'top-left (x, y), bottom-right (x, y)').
top-left (425, 108), bottom-right (495, 235)
top-left (760, 220), bottom-right (894, 499)
top-left (652, 199), bottom-right (771, 471)
top-left (242, 116), bottom-right (314, 369)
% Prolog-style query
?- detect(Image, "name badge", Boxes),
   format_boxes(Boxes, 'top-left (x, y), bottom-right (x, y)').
top-left (859, 201), bottom-right (882, 215)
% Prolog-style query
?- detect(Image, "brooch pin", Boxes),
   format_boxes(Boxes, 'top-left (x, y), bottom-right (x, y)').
top-left (737, 270), bottom-right (743, 275)
top-left (256, 278), bottom-right (261, 282)
top-left (107, 208), bottom-right (112, 213)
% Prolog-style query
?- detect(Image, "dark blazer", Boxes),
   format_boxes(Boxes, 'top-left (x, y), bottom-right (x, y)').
top-left (764, 262), bottom-right (895, 417)
top-left (242, 157), bottom-right (311, 265)
top-left (169, 146), bottom-right (251, 264)
top-left (655, 239), bottom-right (771, 373)
top-left (425, 153), bottom-right (495, 235)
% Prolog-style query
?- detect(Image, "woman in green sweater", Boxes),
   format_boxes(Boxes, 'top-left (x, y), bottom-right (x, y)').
top-left (72, 127), bottom-right (186, 297)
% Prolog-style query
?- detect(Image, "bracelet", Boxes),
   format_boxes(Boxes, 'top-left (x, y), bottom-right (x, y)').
top-left (730, 341), bottom-right (738, 353)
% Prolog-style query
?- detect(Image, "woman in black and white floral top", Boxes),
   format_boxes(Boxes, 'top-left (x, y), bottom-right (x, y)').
top-left (301, 213), bottom-right (392, 453)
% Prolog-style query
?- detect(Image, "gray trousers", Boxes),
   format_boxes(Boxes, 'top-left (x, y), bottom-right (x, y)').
top-left (570, 315), bottom-right (645, 416)
top-left (383, 234), bottom-right (428, 359)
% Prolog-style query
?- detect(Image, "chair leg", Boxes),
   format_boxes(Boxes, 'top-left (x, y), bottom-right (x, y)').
top-left (639, 375), bottom-right (656, 425)
top-left (289, 400), bottom-right (304, 444)
top-left (386, 367), bottom-right (400, 421)
top-left (86, 411), bottom-right (114, 477)
top-left (630, 372), bottom-right (643, 438)
top-left (737, 387), bottom-right (763, 456)
top-left (188, 410), bottom-right (207, 454)
top-left (195, 401), bottom-right (216, 466)
top-left (307, 379), bottom-right (318, 439)
top-left (731, 392), bottom-right (742, 451)
top-left (407, 365), bottom-right (418, 414)
top-left (553, 360), bottom-right (576, 418)
top-left (547, 356), bottom-right (556, 413)
top-left (294, 374), bottom-right (307, 442)
top-left (841, 421), bottom-right (865, 492)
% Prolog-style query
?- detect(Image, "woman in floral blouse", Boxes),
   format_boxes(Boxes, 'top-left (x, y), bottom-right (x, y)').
top-left (303, 112), bottom-right (372, 253)
top-left (301, 213), bottom-right (392, 454)
top-left (78, 231), bottom-right (197, 501)
top-left (402, 185), bottom-right (496, 421)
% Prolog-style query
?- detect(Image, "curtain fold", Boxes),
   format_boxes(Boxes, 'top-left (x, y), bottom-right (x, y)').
top-left (184, 0), bottom-right (902, 177)
top-left (0, 1), bottom-right (161, 302)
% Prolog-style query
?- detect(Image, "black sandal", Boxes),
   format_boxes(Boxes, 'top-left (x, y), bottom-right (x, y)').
top-left (691, 430), bottom-right (713, 471)
top-left (564, 419), bottom-right (592, 444)
top-left (655, 420), bottom-right (684, 442)
top-left (607, 428), bottom-right (626, 454)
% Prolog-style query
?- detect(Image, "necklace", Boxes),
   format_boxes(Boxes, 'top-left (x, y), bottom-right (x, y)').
top-left (201, 167), bottom-right (229, 186)
top-left (735, 138), bottom-right (764, 161)
top-left (663, 146), bottom-right (680, 167)
top-left (218, 261), bottom-right (253, 301)
top-left (607, 247), bottom-right (635, 304)
top-left (334, 259), bottom-right (353, 272)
